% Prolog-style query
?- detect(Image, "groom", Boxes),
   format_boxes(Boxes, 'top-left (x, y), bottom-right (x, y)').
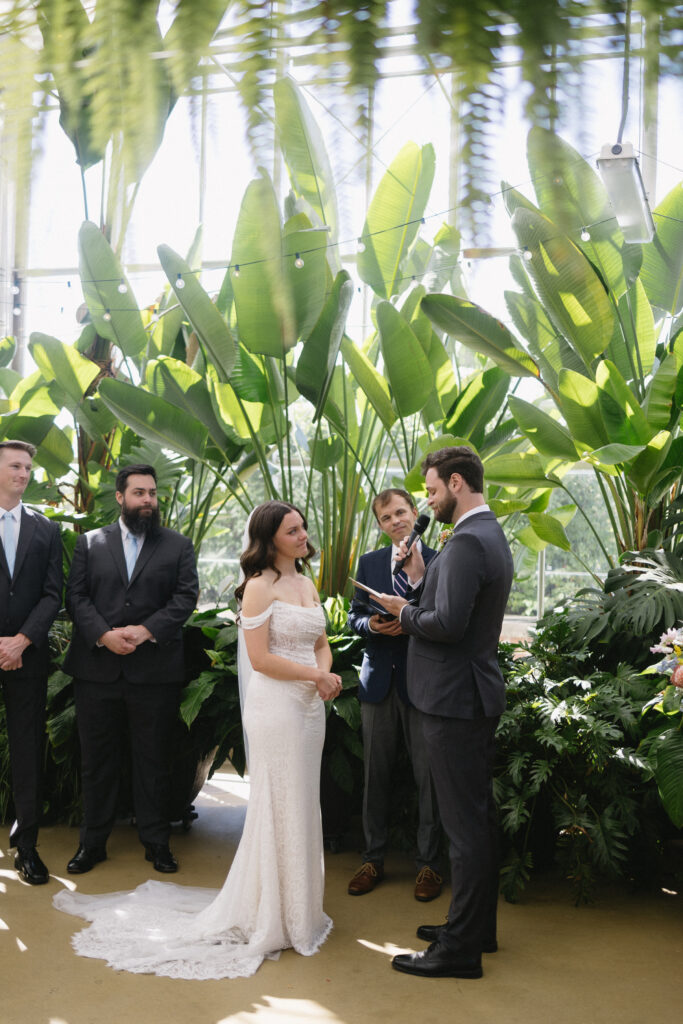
top-left (376, 446), bottom-right (513, 980)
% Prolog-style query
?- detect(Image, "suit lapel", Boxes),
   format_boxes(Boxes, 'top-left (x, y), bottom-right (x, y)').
top-left (128, 530), bottom-right (161, 586)
top-left (8, 508), bottom-right (36, 581)
top-left (105, 523), bottom-right (129, 587)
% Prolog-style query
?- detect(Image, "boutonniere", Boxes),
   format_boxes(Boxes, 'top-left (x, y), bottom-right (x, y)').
top-left (437, 526), bottom-right (454, 550)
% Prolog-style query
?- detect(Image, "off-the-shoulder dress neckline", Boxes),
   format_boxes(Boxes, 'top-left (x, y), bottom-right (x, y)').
top-left (243, 598), bottom-right (322, 614)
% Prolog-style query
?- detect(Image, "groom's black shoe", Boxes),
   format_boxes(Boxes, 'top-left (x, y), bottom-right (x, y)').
top-left (67, 845), bottom-right (107, 874)
top-left (416, 923), bottom-right (498, 953)
top-left (15, 846), bottom-right (49, 885)
top-left (392, 942), bottom-right (482, 979)
top-left (144, 843), bottom-right (178, 873)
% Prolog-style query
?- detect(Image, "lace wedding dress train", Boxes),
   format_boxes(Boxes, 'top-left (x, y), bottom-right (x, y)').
top-left (53, 601), bottom-right (333, 979)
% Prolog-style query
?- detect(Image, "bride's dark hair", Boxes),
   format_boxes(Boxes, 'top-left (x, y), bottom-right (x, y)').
top-left (234, 501), bottom-right (316, 604)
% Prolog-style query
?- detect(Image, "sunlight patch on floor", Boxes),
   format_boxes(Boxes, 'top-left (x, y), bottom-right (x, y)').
top-left (221, 997), bottom-right (344, 1024)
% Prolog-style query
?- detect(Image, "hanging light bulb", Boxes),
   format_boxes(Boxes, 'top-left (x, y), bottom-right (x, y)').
top-left (294, 253), bottom-right (304, 269)
top-left (11, 283), bottom-right (20, 296)
top-left (523, 247), bottom-right (533, 261)
top-left (12, 305), bottom-right (21, 317)
top-left (117, 279), bottom-right (128, 294)
top-left (580, 228), bottom-right (591, 241)
top-left (176, 272), bottom-right (185, 289)
top-left (232, 264), bottom-right (240, 277)
top-left (102, 309), bottom-right (112, 322)
top-left (357, 237), bottom-right (366, 253)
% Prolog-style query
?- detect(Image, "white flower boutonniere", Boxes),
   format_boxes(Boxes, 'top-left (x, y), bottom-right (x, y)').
top-left (437, 527), bottom-right (454, 551)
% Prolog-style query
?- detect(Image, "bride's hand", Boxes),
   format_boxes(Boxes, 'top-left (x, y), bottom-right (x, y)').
top-left (316, 671), bottom-right (342, 701)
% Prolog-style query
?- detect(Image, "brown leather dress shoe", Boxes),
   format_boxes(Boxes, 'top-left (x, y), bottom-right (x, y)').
top-left (414, 866), bottom-right (443, 901)
top-left (348, 861), bottom-right (384, 895)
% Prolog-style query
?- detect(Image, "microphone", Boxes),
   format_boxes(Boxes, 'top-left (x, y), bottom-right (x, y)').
top-left (392, 514), bottom-right (430, 575)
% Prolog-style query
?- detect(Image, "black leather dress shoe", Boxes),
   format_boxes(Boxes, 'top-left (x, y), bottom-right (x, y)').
top-left (15, 846), bottom-right (49, 885)
top-left (144, 843), bottom-right (178, 873)
top-left (392, 943), bottom-right (482, 979)
top-left (416, 923), bottom-right (498, 953)
top-left (67, 845), bottom-right (107, 874)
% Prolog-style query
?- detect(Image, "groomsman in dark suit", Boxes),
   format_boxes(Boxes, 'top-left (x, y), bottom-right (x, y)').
top-left (0, 440), bottom-right (62, 884)
top-left (63, 463), bottom-right (198, 875)
top-left (377, 447), bottom-right (513, 980)
top-left (347, 488), bottom-right (441, 901)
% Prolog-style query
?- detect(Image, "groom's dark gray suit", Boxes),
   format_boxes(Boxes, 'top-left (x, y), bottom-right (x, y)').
top-left (400, 509), bottom-right (512, 958)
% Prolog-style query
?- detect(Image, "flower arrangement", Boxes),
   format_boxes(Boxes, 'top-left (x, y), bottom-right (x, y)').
top-left (437, 526), bottom-right (454, 550)
top-left (650, 626), bottom-right (683, 688)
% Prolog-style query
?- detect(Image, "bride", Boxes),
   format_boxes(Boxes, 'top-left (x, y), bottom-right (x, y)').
top-left (53, 501), bottom-right (342, 979)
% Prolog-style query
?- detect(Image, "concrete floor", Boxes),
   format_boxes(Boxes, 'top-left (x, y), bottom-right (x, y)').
top-left (2, 768), bottom-right (681, 1024)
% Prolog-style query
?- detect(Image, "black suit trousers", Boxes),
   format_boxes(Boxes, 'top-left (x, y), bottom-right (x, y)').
top-left (1, 671), bottom-right (48, 847)
top-left (74, 676), bottom-right (180, 847)
top-left (420, 710), bottom-right (500, 958)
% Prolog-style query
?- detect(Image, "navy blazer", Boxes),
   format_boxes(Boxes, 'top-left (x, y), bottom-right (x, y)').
top-left (348, 542), bottom-right (436, 704)
top-left (64, 523), bottom-right (198, 685)
top-left (402, 511), bottom-right (512, 719)
top-left (0, 507), bottom-right (62, 678)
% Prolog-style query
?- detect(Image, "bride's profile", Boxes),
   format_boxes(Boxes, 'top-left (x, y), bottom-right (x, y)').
top-left (53, 500), bottom-right (342, 979)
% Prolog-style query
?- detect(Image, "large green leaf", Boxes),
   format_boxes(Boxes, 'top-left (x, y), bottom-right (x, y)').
top-left (643, 353), bottom-right (677, 430)
top-left (157, 245), bottom-right (236, 381)
top-left (446, 367), bottom-right (510, 447)
top-left (421, 294), bottom-right (539, 378)
top-left (511, 207), bottom-right (618, 367)
top-left (98, 378), bottom-right (208, 460)
top-left (526, 511), bottom-right (572, 551)
top-left (296, 271), bottom-right (353, 420)
top-left (627, 430), bottom-right (672, 497)
top-left (508, 396), bottom-right (578, 461)
top-left (484, 452), bottom-right (560, 489)
top-left (595, 360), bottom-right (653, 446)
top-left (29, 333), bottom-right (99, 405)
top-left (231, 171), bottom-right (295, 356)
top-left (640, 182), bottom-right (683, 315)
top-left (557, 368), bottom-right (608, 449)
top-left (527, 126), bottom-right (628, 297)
top-left (655, 726), bottom-right (683, 828)
top-left (341, 336), bottom-right (396, 431)
top-left (358, 142), bottom-right (435, 299)
top-left (146, 357), bottom-right (239, 455)
top-left (78, 221), bottom-right (147, 356)
top-left (610, 279), bottom-right (656, 381)
top-left (0, 336), bottom-right (16, 368)
top-left (282, 218), bottom-right (328, 342)
top-left (376, 301), bottom-right (433, 418)
top-left (274, 76), bottom-right (338, 243)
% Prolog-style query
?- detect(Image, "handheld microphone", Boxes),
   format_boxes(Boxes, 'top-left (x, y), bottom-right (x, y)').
top-left (392, 514), bottom-right (431, 575)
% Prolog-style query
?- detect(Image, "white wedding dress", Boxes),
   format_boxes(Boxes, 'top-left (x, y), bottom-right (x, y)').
top-left (53, 601), bottom-right (333, 979)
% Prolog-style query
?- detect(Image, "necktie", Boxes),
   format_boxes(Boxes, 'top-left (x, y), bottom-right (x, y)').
top-left (393, 567), bottom-right (409, 596)
top-left (2, 510), bottom-right (17, 576)
top-left (125, 533), bottom-right (139, 580)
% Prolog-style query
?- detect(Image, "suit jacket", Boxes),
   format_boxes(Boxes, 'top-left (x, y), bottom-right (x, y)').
top-left (63, 522), bottom-right (199, 685)
top-left (348, 542), bottom-right (436, 704)
top-left (402, 511), bottom-right (512, 719)
top-left (0, 508), bottom-right (62, 678)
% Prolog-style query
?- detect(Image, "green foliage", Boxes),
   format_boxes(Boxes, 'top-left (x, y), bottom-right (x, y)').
top-left (497, 626), bottom-right (663, 905)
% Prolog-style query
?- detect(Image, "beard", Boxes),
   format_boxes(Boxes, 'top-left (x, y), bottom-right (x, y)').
top-left (121, 502), bottom-right (161, 536)
top-left (433, 492), bottom-right (458, 525)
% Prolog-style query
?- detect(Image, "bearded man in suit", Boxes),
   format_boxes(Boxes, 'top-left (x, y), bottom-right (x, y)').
top-left (376, 447), bottom-right (513, 980)
top-left (0, 440), bottom-right (62, 885)
top-left (64, 463), bottom-right (198, 875)
top-left (347, 488), bottom-right (441, 902)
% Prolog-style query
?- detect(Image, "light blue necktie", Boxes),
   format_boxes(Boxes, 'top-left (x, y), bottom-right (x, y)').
top-left (125, 532), bottom-right (139, 580)
top-left (2, 510), bottom-right (17, 577)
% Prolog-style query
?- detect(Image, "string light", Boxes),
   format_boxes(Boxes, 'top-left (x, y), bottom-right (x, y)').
top-left (117, 279), bottom-right (128, 294)
top-left (357, 237), bottom-right (365, 253)
top-left (102, 309), bottom-right (112, 321)
top-left (11, 283), bottom-right (20, 296)
top-left (175, 272), bottom-right (185, 289)
top-left (232, 264), bottom-right (240, 277)
top-left (580, 228), bottom-right (591, 241)
top-left (294, 253), bottom-right (305, 269)
top-left (12, 305), bottom-right (21, 317)
top-left (523, 247), bottom-right (533, 260)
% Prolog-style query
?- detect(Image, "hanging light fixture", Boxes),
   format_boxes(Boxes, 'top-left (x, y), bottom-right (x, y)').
top-left (597, 142), bottom-right (655, 243)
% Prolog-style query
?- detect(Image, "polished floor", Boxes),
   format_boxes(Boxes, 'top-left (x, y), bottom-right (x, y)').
top-left (2, 768), bottom-right (681, 1024)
